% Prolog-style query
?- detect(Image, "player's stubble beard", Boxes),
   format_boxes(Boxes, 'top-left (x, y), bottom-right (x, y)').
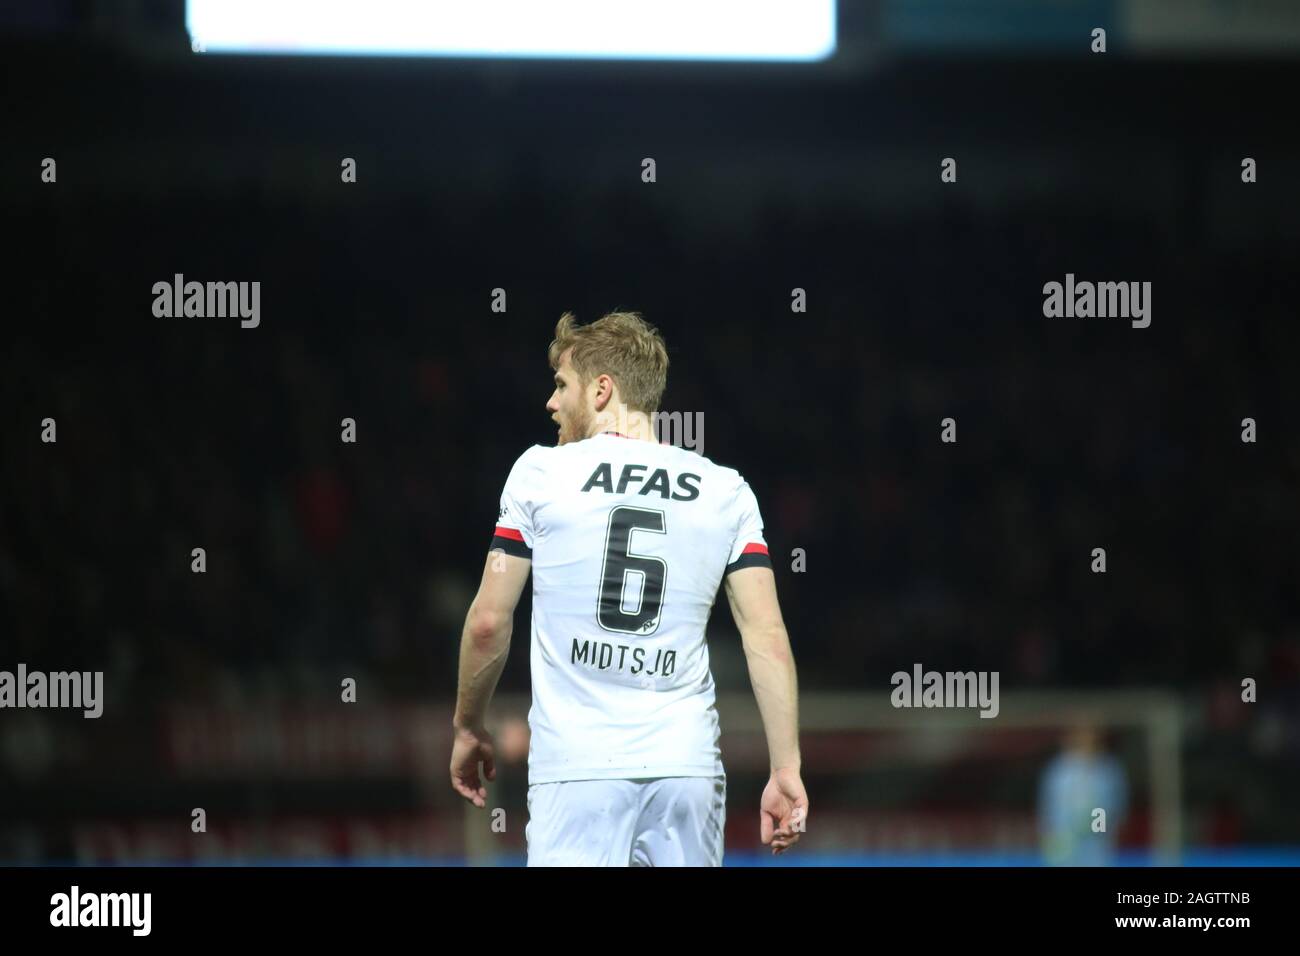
top-left (557, 401), bottom-right (595, 446)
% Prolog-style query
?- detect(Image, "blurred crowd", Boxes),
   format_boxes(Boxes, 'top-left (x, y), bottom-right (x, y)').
top-left (7, 175), bottom-right (1300, 723)
top-left (5, 177), bottom-right (1300, 723)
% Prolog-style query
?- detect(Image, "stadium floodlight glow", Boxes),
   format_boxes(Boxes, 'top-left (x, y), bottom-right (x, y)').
top-left (186, 0), bottom-right (836, 61)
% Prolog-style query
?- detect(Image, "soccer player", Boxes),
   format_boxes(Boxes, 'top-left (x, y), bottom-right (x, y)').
top-left (450, 310), bottom-right (807, 866)
top-left (1037, 724), bottom-right (1129, 866)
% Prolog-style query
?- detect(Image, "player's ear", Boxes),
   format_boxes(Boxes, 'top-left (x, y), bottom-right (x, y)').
top-left (592, 373), bottom-right (614, 411)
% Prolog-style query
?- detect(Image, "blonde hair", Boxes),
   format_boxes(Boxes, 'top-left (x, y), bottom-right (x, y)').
top-left (548, 310), bottom-right (669, 414)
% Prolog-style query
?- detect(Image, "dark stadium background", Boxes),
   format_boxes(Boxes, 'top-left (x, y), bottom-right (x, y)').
top-left (2, 2), bottom-right (1299, 865)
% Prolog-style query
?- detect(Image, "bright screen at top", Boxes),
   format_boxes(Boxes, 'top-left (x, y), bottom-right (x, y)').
top-left (186, 0), bottom-right (836, 61)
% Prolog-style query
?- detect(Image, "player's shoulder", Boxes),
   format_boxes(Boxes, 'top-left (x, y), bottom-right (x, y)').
top-left (516, 438), bottom-right (753, 490)
top-left (514, 443), bottom-right (552, 465)
top-left (508, 440), bottom-right (604, 478)
top-left (681, 445), bottom-right (745, 484)
top-left (667, 445), bottom-right (754, 499)
top-left (502, 443), bottom-right (554, 483)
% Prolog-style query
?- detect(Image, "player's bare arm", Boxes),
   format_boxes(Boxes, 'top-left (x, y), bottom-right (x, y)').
top-left (450, 550), bottom-right (530, 808)
top-left (725, 564), bottom-right (808, 855)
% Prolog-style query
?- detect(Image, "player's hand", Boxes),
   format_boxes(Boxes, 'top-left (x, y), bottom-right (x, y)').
top-left (760, 767), bottom-right (808, 856)
top-left (450, 724), bottom-right (497, 808)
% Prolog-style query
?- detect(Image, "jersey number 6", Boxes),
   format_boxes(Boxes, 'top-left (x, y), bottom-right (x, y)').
top-left (597, 506), bottom-right (666, 635)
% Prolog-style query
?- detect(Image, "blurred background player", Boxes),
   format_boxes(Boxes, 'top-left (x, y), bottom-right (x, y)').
top-left (1037, 723), bottom-right (1129, 866)
top-left (449, 311), bottom-right (808, 865)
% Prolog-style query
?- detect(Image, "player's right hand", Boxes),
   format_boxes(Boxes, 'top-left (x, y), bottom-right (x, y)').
top-left (450, 724), bottom-right (497, 808)
top-left (760, 767), bottom-right (808, 856)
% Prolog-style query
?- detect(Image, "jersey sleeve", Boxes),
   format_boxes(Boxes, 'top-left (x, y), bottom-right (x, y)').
top-left (490, 446), bottom-right (545, 559)
top-left (724, 478), bottom-right (772, 575)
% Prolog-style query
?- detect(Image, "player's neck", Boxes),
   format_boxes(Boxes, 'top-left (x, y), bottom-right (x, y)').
top-left (590, 407), bottom-right (658, 442)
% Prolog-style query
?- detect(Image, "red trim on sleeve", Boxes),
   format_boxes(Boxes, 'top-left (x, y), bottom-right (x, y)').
top-left (494, 526), bottom-right (525, 542)
top-left (741, 543), bottom-right (769, 556)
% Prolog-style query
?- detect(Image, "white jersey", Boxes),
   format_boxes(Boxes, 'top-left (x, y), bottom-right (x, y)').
top-left (490, 431), bottom-right (771, 785)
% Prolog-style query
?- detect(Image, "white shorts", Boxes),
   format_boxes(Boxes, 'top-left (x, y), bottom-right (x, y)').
top-left (526, 775), bottom-right (726, 867)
